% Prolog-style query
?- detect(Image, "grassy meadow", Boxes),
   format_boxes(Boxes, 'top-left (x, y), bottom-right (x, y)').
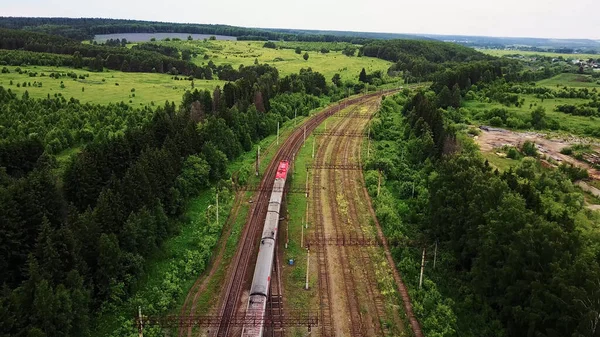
top-left (0, 40), bottom-right (397, 106)
top-left (157, 39), bottom-right (395, 83)
top-left (464, 74), bottom-right (600, 136)
top-left (536, 73), bottom-right (600, 88)
top-left (479, 48), bottom-right (600, 61)
top-left (0, 65), bottom-right (225, 106)
top-left (464, 95), bottom-right (599, 135)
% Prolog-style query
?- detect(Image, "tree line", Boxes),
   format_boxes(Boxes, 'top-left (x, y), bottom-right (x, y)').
top-left (0, 17), bottom-right (373, 44)
top-left (0, 29), bottom-right (210, 76)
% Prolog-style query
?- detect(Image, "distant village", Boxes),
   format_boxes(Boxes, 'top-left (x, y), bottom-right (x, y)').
top-left (565, 58), bottom-right (600, 70)
top-left (501, 53), bottom-right (600, 71)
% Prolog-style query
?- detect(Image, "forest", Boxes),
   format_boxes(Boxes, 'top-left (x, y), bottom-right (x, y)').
top-left (0, 60), bottom-right (337, 336)
top-left (0, 29), bottom-right (215, 76)
top-left (0, 17), bottom-right (373, 44)
top-left (364, 46), bottom-right (600, 336)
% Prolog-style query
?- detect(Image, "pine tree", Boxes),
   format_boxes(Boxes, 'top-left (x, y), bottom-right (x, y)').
top-left (359, 68), bottom-right (367, 83)
top-left (35, 218), bottom-right (61, 283)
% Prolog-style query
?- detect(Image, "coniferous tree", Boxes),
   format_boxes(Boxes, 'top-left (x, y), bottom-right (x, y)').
top-left (359, 68), bottom-right (367, 83)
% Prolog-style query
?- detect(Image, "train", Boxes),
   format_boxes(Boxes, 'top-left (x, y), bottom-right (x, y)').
top-left (241, 160), bottom-right (289, 337)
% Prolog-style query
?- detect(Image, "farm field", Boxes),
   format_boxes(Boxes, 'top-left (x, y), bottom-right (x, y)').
top-left (0, 65), bottom-right (225, 106)
top-left (182, 40), bottom-right (395, 82)
top-left (479, 48), bottom-right (600, 61)
top-left (536, 73), bottom-right (600, 88)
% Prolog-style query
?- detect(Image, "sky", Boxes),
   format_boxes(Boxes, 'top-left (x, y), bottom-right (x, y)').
top-left (1, 0), bottom-right (598, 40)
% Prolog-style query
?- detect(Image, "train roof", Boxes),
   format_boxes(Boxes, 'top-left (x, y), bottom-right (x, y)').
top-left (275, 161), bottom-right (289, 179)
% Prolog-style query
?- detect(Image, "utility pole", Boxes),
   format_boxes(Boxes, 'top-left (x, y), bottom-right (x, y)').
top-left (285, 210), bottom-right (289, 249)
top-left (305, 199), bottom-right (309, 230)
top-left (312, 137), bottom-right (315, 159)
top-left (294, 108), bottom-right (297, 127)
top-left (305, 247), bottom-right (310, 290)
top-left (305, 169), bottom-right (309, 198)
top-left (301, 218), bottom-right (304, 248)
top-left (216, 191), bottom-right (219, 226)
top-left (256, 146), bottom-right (260, 176)
top-left (419, 247), bottom-right (426, 289)
top-left (277, 122), bottom-right (280, 145)
top-left (138, 306), bottom-right (143, 337)
top-left (303, 126), bottom-right (306, 146)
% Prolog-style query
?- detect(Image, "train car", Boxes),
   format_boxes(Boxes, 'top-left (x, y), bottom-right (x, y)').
top-left (242, 161), bottom-right (289, 337)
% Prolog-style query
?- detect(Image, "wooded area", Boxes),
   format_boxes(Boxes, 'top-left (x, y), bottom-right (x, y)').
top-left (364, 51), bottom-right (600, 336)
top-left (0, 61), bottom-right (336, 336)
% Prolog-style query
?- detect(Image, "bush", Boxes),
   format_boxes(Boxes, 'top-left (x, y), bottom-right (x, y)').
top-left (521, 140), bottom-right (538, 157)
top-left (560, 147), bottom-right (573, 155)
top-left (263, 41), bottom-right (277, 49)
top-left (506, 147), bottom-right (521, 159)
top-left (489, 116), bottom-right (503, 127)
top-left (559, 163), bottom-right (589, 181)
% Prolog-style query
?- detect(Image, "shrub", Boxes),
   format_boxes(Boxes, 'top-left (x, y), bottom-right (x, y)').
top-left (489, 116), bottom-right (503, 126)
top-left (521, 141), bottom-right (538, 157)
top-left (560, 147), bottom-right (573, 155)
top-left (263, 41), bottom-right (277, 49)
top-left (559, 163), bottom-right (589, 181)
top-left (506, 147), bottom-right (521, 160)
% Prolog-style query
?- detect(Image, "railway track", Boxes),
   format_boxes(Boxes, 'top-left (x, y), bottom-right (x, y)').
top-left (214, 90), bottom-right (398, 337)
top-left (326, 103), bottom-right (369, 337)
top-left (311, 99), bottom-right (379, 337)
top-left (341, 103), bottom-right (389, 336)
top-left (179, 191), bottom-right (245, 337)
top-left (355, 102), bottom-right (424, 337)
top-left (311, 109), bottom-right (348, 337)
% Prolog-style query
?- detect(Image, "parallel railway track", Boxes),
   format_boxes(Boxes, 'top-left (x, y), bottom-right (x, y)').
top-left (214, 90), bottom-right (399, 337)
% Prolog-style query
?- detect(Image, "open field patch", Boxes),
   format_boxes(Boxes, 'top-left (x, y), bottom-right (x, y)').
top-left (0, 65), bottom-right (225, 105)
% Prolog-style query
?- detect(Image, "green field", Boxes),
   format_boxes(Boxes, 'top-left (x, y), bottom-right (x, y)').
top-left (190, 40), bottom-right (394, 83)
top-left (464, 94), bottom-right (599, 135)
top-left (0, 65), bottom-right (225, 106)
top-left (0, 40), bottom-right (397, 106)
top-left (464, 72), bottom-right (600, 136)
top-left (479, 48), bottom-right (600, 61)
top-left (537, 73), bottom-right (600, 88)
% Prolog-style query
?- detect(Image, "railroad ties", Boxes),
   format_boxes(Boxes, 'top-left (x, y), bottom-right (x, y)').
top-left (330, 111), bottom-right (373, 119)
top-left (135, 311), bottom-right (318, 330)
top-left (312, 130), bottom-right (366, 138)
top-left (306, 163), bottom-right (363, 171)
top-left (312, 169), bottom-right (334, 337)
top-left (306, 234), bottom-right (381, 247)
